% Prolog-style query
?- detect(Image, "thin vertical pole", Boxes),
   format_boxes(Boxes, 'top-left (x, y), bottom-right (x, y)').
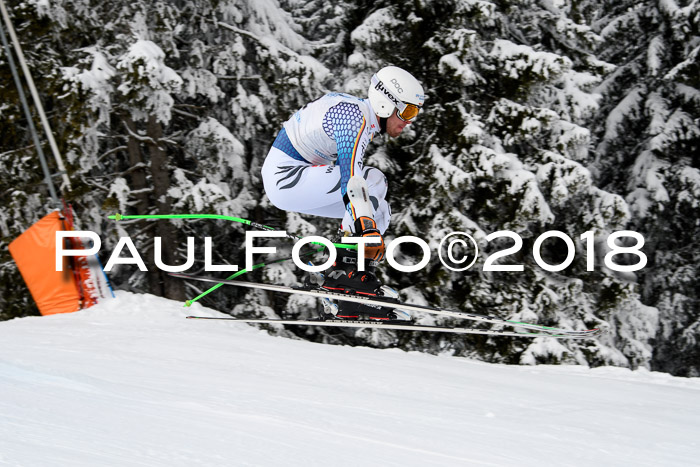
top-left (0, 17), bottom-right (60, 205)
top-left (0, 0), bottom-right (71, 192)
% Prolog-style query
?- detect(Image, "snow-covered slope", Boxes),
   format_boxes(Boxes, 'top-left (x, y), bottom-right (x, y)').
top-left (1, 292), bottom-right (698, 467)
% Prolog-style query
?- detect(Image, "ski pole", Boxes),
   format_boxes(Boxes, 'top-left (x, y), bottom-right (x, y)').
top-left (108, 213), bottom-right (357, 250)
top-left (107, 213), bottom-right (342, 306)
top-left (182, 247), bottom-right (323, 307)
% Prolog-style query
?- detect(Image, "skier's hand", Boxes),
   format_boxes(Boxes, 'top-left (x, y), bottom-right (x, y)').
top-left (354, 216), bottom-right (385, 262)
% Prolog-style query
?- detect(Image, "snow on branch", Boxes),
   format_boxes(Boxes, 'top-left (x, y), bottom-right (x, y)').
top-left (490, 39), bottom-right (572, 81)
top-left (116, 40), bottom-right (183, 124)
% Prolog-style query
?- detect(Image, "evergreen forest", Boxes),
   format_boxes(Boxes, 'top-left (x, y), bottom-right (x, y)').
top-left (1, 0), bottom-right (698, 376)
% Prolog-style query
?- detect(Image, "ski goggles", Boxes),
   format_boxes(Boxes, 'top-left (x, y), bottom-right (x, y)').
top-left (371, 74), bottom-right (422, 122)
top-left (395, 103), bottom-right (421, 122)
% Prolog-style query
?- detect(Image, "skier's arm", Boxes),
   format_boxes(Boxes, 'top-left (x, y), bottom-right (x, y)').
top-left (324, 102), bottom-right (372, 221)
top-left (325, 103), bottom-right (384, 261)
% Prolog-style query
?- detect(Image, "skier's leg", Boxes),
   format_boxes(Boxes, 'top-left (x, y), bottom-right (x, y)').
top-left (261, 147), bottom-right (345, 215)
top-left (319, 174), bottom-right (399, 320)
top-left (262, 147), bottom-right (391, 232)
top-left (338, 167), bottom-right (391, 234)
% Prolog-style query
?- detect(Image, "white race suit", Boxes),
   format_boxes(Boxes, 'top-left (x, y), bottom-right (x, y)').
top-left (261, 93), bottom-right (391, 233)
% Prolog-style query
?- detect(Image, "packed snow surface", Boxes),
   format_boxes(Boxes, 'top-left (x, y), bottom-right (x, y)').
top-left (1, 291), bottom-right (698, 467)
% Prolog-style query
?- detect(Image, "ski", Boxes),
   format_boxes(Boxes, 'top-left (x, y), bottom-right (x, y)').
top-left (184, 316), bottom-right (597, 339)
top-left (172, 273), bottom-right (602, 338)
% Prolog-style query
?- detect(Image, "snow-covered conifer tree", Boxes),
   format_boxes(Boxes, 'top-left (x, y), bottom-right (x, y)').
top-left (2, 0), bottom-right (697, 376)
top-left (1, 0), bottom-right (329, 314)
top-left (335, 0), bottom-right (659, 368)
top-left (592, 0), bottom-right (700, 376)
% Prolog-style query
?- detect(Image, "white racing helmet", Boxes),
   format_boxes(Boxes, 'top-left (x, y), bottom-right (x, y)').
top-left (367, 66), bottom-right (425, 121)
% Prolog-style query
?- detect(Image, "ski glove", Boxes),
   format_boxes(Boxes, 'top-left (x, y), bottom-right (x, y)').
top-left (354, 216), bottom-right (385, 262)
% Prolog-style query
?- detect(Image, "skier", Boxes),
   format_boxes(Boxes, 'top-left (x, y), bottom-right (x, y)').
top-left (261, 66), bottom-right (425, 320)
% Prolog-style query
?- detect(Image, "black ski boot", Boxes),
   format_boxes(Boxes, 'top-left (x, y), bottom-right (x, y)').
top-left (322, 248), bottom-right (400, 321)
top-left (322, 247), bottom-right (381, 296)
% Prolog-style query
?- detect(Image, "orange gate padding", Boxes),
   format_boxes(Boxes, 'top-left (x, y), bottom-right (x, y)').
top-left (9, 211), bottom-right (80, 315)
